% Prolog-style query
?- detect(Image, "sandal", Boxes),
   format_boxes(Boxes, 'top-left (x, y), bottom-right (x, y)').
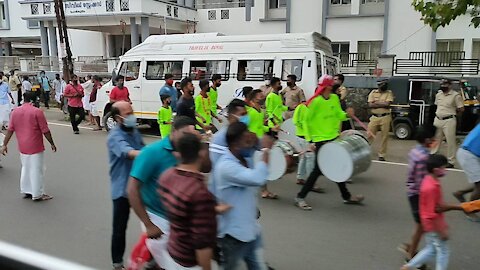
top-left (311, 186), bottom-right (325, 193)
top-left (295, 199), bottom-right (312, 211)
top-left (262, 192), bottom-right (278, 200)
top-left (296, 179), bottom-right (306, 185)
top-left (33, 194), bottom-right (53, 202)
top-left (343, 195), bottom-right (364, 205)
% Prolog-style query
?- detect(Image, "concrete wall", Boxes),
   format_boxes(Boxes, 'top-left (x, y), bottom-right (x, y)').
top-left (68, 29), bottom-right (105, 57)
top-left (196, 1), bottom-right (284, 35)
top-left (290, 0), bottom-right (322, 33)
top-left (326, 17), bottom-right (384, 53)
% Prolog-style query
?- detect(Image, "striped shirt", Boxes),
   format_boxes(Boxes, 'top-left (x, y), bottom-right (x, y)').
top-left (159, 168), bottom-right (217, 267)
top-left (407, 145), bottom-right (430, 196)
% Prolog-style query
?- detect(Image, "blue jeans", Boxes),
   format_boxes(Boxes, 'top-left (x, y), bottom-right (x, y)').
top-left (220, 234), bottom-right (267, 270)
top-left (406, 232), bottom-right (450, 270)
top-left (297, 138), bottom-right (315, 180)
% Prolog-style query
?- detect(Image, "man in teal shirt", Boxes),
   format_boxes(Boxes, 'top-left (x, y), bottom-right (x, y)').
top-left (39, 70), bottom-right (51, 109)
top-left (127, 116), bottom-right (198, 268)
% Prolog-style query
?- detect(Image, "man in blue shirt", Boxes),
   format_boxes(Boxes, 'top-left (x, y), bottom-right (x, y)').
top-left (127, 116), bottom-right (198, 268)
top-left (454, 123), bottom-right (480, 211)
top-left (0, 78), bottom-right (14, 130)
top-left (159, 74), bottom-right (178, 112)
top-left (214, 122), bottom-right (271, 270)
top-left (107, 101), bottom-right (144, 270)
top-left (39, 71), bottom-right (51, 109)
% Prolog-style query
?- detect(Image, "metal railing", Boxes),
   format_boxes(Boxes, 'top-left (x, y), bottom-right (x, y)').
top-left (195, 0), bottom-right (246, 9)
top-left (395, 51), bottom-right (479, 75)
top-left (335, 53), bottom-right (377, 75)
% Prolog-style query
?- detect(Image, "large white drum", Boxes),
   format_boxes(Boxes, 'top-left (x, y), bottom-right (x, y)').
top-left (211, 109), bottom-right (228, 131)
top-left (278, 118), bottom-right (303, 152)
top-left (317, 133), bottom-right (371, 183)
top-left (253, 146), bottom-right (287, 181)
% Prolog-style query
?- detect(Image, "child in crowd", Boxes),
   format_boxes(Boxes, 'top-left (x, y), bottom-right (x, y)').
top-left (399, 126), bottom-right (436, 262)
top-left (402, 154), bottom-right (464, 270)
top-left (158, 95), bottom-right (173, 138)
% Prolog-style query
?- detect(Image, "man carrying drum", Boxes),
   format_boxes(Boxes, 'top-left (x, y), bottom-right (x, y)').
top-left (367, 78), bottom-right (394, 161)
top-left (295, 75), bottom-right (364, 211)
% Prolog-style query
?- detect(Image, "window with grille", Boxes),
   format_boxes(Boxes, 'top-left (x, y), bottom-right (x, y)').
top-left (27, 20), bottom-right (40, 29)
top-left (269, 0), bottom-right (287, 9)
top-left (331, 42), bottom-right (350, 54)
top-left (357, 41), bottom-right (382, 59)
top-left (31, 4), bottom-right (39, 15)
top-left (331, 0), bottom-right (352, 5)
top-left (436, 40), bottom-right (464, 52)
top-left (361, 0), bottom-right (384, 3)
top-left (174, 7), bottom-right (178, 18)
top-left (472, 41), bottom-right (480, 60)
top-left (43, 3), bottom-right (51, 14)
top-left (167, 5), bottom-right (172, 16)
top-left (237, 60), bottom-right (274, 81)
top-left (208, 10), bottom-right (216, 20)
top-left (221, 10), bottom-right (229, 20)
top-left (282, 60), bottom-right (303, 81)
top-left (120, 0), bottom-right (129, 11)
top-left (106, 0), bottom-right (115, 12)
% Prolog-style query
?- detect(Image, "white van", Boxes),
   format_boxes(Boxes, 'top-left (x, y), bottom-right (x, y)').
top-left (97, 32), bottom-right (339, 130)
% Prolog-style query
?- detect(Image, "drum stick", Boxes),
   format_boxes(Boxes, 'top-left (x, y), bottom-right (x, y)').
top-left (351, 115), bottom-right (376, 139)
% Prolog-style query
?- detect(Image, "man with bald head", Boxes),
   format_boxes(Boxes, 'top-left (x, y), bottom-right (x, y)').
top-left (107, 101), bottom-right (145, 270)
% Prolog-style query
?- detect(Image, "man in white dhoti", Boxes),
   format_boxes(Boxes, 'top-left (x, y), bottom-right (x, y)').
top-left (82, 75), bottom-right (95, 125)
top-left (1, 92), bottom-right (57, 201)
top-left (0, 77), bottom-right (14, 130)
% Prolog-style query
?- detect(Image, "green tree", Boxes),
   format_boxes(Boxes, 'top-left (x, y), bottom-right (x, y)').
top-left (412, 0), bottom-right (480, 31)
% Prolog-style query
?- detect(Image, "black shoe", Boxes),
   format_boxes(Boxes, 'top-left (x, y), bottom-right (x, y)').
top-left (378, 157), bottom-right (386, 161)
top-left (23, 194), bottom-right (32, 199)
top-left (446, 163), bottom-right (454, 168)
top-left (74, 131), bottom-right (80, 134)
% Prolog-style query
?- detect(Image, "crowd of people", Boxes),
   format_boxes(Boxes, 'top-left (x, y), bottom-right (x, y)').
top-left (1, 67), bottom-right (480, 270)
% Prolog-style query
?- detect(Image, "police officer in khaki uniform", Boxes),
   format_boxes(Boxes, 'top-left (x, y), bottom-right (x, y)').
top-left (368, 78), bottom-right (394, 161)
top-left (431, 79), bottom-right (464, 168)
top-left (281, 74), bottom-right (306, 119)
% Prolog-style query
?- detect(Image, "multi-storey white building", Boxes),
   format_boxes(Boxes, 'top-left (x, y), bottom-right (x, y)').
top-left (1, 0), bottom-right (479, 75)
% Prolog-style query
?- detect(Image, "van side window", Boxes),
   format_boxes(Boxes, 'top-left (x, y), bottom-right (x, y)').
top-left (324, 55), bottom-right (338, 76)
top-left (146, 61), bottom-right (183, 80)
top-left (189, 60), bottom-right (230, 80)
top-left (118, 61), bottom-right (141, 81)
top-left (237, 60), bottom-right (274, 81)
top-left (281, 60), bottom-right (303, 81)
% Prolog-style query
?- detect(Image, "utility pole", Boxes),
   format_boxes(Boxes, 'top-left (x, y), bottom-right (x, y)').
top-left (54, 0), bottom-right (74, 82)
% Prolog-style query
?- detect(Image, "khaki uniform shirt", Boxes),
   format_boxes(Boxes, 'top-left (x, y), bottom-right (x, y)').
top-left (1, 76), bottom-right (8, 84)
top-left (338, 85), bottom-right (348, 101)
top-left (435, 90), bottom-right (464, 118)
top-left (9, 75), bottom-right (21, 92)
top-left (260, 85), bottom-right (273, 96)
top-left (368, 89), bottom-right (394, 114)
top-left (281, 85), bottom-right (306, 109)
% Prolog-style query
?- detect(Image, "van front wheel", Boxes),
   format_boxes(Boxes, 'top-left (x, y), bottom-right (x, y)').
top-left (394, 123), bottom-right (412, 140)
top-left (103, 111), bottom-right (117, 132)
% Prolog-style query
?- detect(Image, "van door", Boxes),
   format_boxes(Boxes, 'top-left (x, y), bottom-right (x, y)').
top-left (142, 60), bottom-right (184, 120)
top-left (117, 60), bottom-right (142, 117)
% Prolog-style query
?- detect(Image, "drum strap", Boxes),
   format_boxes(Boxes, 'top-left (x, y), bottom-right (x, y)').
top-left (209, 143), bottom-right (228, 154)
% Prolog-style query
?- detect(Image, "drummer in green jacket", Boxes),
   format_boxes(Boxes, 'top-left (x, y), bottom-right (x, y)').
top-left (295, 75), bottom-right (364, 211)
top-left (245, 88), bottom-right (279, 199)
top-left (265, 77), bottom-right (288, 128)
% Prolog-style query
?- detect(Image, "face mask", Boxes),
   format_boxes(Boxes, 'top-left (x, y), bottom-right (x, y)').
top-left (189, 90), bottom-right (195, 96)
top-left (440, 86), bottom-right (449, 92)
top-left (121, 115), bottom-right (137, 128)
top-left (379, 84), bottom-right (388, 91)
top-left (72, 80), bottom-right (78, 84)
top-left (287, 82), bottom-right (294, 87)
top-left (436, 168), bottom-right (447, 178)
top-left (276, 85), bottom-right (283, 91)
top-left (234, 114), bottom-right (250, 125)
top-left (118, 83), bottom-right (124, 88)
top-left (264, 79), bottom-right (270, 86)
top-left (240, 147), bottom-right (255, 158)
top-left (258, 99), bottom-right (266, 106)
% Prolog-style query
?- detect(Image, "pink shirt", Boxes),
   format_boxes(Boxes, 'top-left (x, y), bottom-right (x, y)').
top-left (8, 103), bottom-right (50, 155)
top-left (419, 175), bottom-right (448, 233)
top-left (64, 83), bottom-right (84, 107)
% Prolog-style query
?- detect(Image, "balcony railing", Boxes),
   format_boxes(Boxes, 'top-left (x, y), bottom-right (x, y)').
top-left (395, 51), bottom-right (479, 75)
top-left (335, 53), bottom-right (377, 75)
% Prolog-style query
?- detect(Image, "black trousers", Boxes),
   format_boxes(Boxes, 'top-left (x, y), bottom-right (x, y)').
top-left (111, 197), bottom-right (130, 265)
top-left (297, 141), bottom-right (352, 200)
top-left (17, 89), bottom-right (23, 106)
top-left (68, 106), bottom-right (85, 132)
top-left (43, 91), bottom-right (50, 108)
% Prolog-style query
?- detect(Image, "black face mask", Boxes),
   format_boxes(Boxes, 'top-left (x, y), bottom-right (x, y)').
top-left (287, 82), bottom-right (294, 87)
top-left (258, 99), bottom-right (266, 106)
top-left (440, 86), bottom-right (449, 92)
top-left (379, 84), bottom-right (388, 91)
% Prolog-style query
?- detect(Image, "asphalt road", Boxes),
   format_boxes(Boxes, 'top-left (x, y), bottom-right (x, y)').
top-left (0, 110), bottom-right (478, 270)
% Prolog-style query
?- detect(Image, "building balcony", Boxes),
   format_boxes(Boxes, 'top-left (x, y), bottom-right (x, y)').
top-left (335, 52), bottom-right (377, 75)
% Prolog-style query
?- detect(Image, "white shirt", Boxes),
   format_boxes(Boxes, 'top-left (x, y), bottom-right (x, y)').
top-left (81, 80), bottom-right (94, 95)
top-left (22, 80), bottom-right (32, 91)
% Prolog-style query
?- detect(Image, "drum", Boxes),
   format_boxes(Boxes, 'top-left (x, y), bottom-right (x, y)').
top-left (278, 119), bottom-right (303, 152)
top-left (253, 140), bottom-right (298, 181)
top-left (317, 133), bottom-right (371, 183)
